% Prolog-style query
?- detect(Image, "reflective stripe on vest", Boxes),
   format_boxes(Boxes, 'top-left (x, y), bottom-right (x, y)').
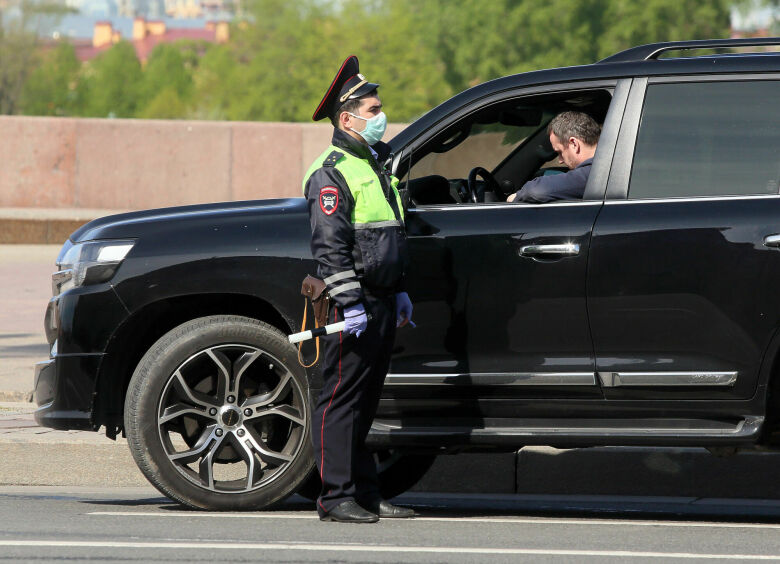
top-left (303, 145), bottom-right (404, 227)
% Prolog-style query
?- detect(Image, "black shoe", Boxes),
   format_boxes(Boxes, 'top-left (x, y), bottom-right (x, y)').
top-left (320, 500), bottom-right (379, 523)
top-left (365, 499), bottom-right (415, 518)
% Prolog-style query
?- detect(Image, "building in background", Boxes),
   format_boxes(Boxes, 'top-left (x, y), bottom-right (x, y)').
top-left (72, 17), bottom-right (229, 63)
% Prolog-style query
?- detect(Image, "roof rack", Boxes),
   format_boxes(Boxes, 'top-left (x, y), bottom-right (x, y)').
top-left (599, 37), bottom-right (780, 64)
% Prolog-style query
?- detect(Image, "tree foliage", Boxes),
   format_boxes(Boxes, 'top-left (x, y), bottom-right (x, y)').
top-left (80, 41), bottom-right (143, 118)
top-left (0, 0), bottom-right (73, 114)
top-left (19, 40), bottom-right (80, 115)
top-left (13, 0), bottom-right (738, 121)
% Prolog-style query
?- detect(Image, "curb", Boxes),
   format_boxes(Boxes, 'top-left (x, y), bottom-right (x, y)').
top-left (0, 218), bottom-right (88, 244)
top-left (0, 208), bottom-right (127, 244)
top-left (0, 391), bottom-right (33, 402)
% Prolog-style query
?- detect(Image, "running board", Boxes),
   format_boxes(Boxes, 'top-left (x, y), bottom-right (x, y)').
top-left (367, 416), bottom-right (764, 448)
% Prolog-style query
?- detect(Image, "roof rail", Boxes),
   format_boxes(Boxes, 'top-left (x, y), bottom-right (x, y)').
top-left (599, 37), bottom-right (780, 64)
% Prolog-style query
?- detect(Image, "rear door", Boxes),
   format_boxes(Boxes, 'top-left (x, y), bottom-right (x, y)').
top-left (587, 76), bottom-right (780, 400)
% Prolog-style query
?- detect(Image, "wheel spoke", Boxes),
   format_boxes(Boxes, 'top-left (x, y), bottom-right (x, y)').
top-left (197, 434), bottom-right (227, 490)
top-left (172, 371), bottom-right (219, 409)
top-left (232, 430), bottom-right (262, 491)
top-left (244, 428), bottom-right (293, 467)
top-left (247, 404), bottom-right (304, 427)
top-left (158, 402), bottom-right (212, 425)
top-left (241, 372), bottom-right (292, 409)
top-left (233, 350), bottom-right (261, 395)
top-left (168, 425), bottom-right (220, 464)
top-left (206, 348), bottom-right (232, 402)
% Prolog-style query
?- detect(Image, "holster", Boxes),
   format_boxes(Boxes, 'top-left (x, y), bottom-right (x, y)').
top-left (297, 275), bottom-right (331, 367)
top-left (301, 275), bottom-right (330, 327)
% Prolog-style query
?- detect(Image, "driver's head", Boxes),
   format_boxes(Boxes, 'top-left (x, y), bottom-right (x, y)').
top-left (547, 111), bottom-right (601, 169)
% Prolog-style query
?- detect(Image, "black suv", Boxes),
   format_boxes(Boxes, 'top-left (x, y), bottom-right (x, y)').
top-left (35, 38), bottom-right (780, 510)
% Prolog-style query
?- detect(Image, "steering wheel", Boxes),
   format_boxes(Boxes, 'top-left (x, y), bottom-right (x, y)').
top-left (467, 167), bottom-right (501, 203)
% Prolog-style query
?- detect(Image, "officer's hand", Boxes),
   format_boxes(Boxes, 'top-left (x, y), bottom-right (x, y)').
top-left (506, 192), bottom-right (518, 203)
top-left (395, 292), bottom-right (414, 328)
top-left (344, 304), bottom-right (368, 337)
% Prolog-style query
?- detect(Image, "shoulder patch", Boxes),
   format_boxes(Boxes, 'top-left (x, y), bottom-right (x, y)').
top-left (322, 150), bottom-right (344, 168)
top-left (319, 186), bottom-right (339, 215)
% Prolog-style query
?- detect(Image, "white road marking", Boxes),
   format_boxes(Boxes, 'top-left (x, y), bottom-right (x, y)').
top-left (88, 510), bottom-right (780, 529)
top-left (0, 540), bottom-right (779, 560)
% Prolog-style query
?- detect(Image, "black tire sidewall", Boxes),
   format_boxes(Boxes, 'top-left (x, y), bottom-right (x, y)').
top-left (124, 315), bottom-right (313, 510)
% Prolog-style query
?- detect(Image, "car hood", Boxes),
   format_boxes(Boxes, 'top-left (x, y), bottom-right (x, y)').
top-left (69, 198), bottom-right (307, 243)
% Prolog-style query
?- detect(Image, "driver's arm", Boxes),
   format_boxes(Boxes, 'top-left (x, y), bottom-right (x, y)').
top-left (508, 166), bottom-right (589, 204)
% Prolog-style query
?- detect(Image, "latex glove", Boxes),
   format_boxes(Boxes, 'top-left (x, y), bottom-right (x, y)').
top-left (343, 303), bottom-right (368, 338)
top-left (395, 292), bottom-right (415, 328)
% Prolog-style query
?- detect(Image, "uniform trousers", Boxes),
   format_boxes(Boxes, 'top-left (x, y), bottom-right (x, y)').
top-left (311, 292), bottom-right (396, 516)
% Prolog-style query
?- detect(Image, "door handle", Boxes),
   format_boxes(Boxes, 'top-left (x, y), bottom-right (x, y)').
top-left (764, 234), bottom-right (780, 248)
top-left (519, 243), bottom-right (580, 258)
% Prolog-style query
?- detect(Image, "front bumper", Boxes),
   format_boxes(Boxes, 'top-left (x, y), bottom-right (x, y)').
top-left (33, 281), bottom-right (128, 431)
top-left (34, 354), bottom-right (103, 430)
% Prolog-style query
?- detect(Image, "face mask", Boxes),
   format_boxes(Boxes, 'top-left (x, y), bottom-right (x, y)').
top-left (348, 111), bottom-right (387, 145)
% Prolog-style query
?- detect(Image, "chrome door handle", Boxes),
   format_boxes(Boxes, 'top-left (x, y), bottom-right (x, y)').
top-left (764, 234), bottom-right (780, 248)
top-left (519, 243), bottom-right (580, 257)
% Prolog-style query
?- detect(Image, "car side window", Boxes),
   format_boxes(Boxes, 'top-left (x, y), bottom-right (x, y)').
top-left (403, 88), bottom-right (613, 206)
top-left (628, 80), bottom-right (780, 200)
top-left (411, 123), bottom-right (531, 182)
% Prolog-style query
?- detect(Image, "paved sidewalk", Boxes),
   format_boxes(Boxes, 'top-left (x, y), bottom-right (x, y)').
top-left (0, 402), bottom-right (148, 486)
top-left (0, 244), bottom-right (60, 401)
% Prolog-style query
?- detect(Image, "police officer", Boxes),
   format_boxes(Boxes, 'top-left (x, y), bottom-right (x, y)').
top-left (303, 56), bottom-right (414, 523)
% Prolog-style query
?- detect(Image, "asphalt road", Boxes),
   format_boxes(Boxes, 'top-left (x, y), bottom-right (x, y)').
top-left (3, 487), bottom-right (780, 563)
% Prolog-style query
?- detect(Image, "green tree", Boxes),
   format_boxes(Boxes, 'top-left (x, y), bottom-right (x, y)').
top-left (19, 41), bottom-right (81, 116)
top-left (189, 44), bottom-right (240, 120)
top-left (80, 41), bottom-right (143, 118)
top-left (0, 0), bottom-right (73, 114)
top-left (137, 44), bottom-right (194, 118)
top-left (138, 86), bottom-right (188, 119)
top-left (413, 0), bottom-right (731, 95)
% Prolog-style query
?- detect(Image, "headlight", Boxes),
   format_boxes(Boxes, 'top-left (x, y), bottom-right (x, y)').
top-left (52, 239), bottom-right (135, 295)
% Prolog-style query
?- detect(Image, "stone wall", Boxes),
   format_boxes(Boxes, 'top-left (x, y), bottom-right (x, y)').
top-left (0, 116), bottom-right (407, 211)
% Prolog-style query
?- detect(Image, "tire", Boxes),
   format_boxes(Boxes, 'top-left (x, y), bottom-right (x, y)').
top-left (297, 451), bottom-right (437, 501)
top-left (124, 315), bottom-right (314, 510)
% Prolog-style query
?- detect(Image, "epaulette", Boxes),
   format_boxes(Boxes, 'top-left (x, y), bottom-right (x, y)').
top-left (323, 150), bottom-right (343, 167)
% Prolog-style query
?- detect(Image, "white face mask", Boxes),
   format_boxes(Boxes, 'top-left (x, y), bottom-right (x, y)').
top-left (348, 111), bottom-right (387, 145)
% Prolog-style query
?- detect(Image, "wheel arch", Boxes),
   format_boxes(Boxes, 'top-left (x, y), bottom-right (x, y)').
top-left (92, 292), bottom-right (296, 436)
top-left (759, 323), bottom-right (780, 443)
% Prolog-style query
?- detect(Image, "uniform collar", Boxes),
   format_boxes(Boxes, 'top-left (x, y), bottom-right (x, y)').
top-left (331, 128), bottom-right (374, 161)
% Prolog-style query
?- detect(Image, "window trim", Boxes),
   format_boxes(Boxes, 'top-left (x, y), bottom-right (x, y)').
top-left (605, 74), bottom-right (780, 201)
top-left (392, 79), bottom-right (623, 210)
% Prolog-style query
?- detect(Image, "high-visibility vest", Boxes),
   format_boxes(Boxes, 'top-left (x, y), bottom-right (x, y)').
top-left (303, 145), bottom-right (404, 226)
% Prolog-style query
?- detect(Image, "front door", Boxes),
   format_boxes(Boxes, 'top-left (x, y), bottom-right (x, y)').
top-left (383, 80), bottom-right (631, 419)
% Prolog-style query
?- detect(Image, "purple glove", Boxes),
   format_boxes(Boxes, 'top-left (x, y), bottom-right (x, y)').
top-left (343, 303), bottom-right (368, 337)
top-left (395, 292), bottom-right (414, 328)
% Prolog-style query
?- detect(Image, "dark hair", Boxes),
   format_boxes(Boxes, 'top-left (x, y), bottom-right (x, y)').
top-left (547, 111), bottom-right (601, 146)
top-left (329, 89), bottom-right (378, 128)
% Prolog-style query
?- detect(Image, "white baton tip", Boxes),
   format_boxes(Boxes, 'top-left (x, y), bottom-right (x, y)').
top-left (288, 330), bottom-right (313, 344)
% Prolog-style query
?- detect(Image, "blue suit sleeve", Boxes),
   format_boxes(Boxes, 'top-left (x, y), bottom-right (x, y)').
top-left (514, 165), bottom-right (590, 203)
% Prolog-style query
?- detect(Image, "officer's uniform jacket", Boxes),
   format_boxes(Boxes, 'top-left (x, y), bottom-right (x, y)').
top-left (302, 128), bottom-right (409, 309)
